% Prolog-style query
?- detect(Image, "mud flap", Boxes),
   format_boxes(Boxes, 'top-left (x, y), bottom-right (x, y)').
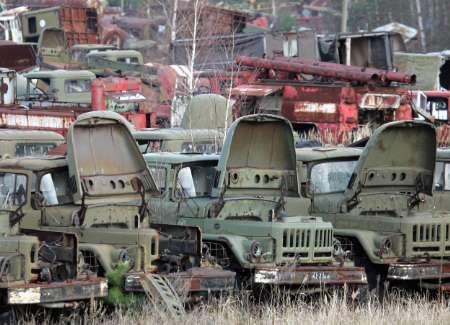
top-left (140, 273), bottom-right (186, 318)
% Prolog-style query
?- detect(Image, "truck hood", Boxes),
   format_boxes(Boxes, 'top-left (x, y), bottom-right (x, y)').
top-left (67, 111), bottom-right (158, 204)
top-left (212, 114), bottom-right (299, 197)
top-left (37, 27), bottom-right (69, 67)
top-left (345, 121), bottom-right (436, 200)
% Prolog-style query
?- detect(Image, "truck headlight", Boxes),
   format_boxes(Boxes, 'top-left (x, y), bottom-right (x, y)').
top-left (376, 237), bottom-right (393, 257)
top-left (111, 249), bottom-right (130, 264)
top-left (250, 241), bottom-right (262, 258)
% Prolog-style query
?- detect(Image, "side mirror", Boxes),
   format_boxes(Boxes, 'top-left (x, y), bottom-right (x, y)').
top-left (31, 192), bottom-right (44, 210)
top-left (301, 180), bottom-right (313, 198)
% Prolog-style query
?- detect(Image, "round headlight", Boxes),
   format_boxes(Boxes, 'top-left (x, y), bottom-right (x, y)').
top-left (250, 241), bottom-right (262, 258)
top-left (382, 238), bottom-right (392, 251)
top-left (112, 249), bottom-right (130, 264)
top-left (378, 238), bottom-right (392, 256)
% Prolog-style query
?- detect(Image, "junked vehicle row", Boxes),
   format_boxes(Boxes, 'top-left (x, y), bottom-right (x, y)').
top-left (1, 109), bottom-right (449, 316)
top-left (0, 1), bottom-right (450, 318)
top-left (144, 114), bottom-right (450, 294)
top-left (0, 112), bottom-right (236, 320)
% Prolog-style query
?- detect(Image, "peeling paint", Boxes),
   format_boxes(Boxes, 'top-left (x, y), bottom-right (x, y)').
top-left (8, 287), bottom-right (41, 304)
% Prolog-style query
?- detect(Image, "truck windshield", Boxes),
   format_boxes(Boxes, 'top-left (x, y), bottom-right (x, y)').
top-left (310, 160), bottom-right (357, 194)
top-left (65, 79), bottom-right (91, 93)
top-left (176, 165), bottom-right (216, 198)
top-left (15, 143), bottom-right (57, 157)
top-left (0, 173), bottom-right (27, 209)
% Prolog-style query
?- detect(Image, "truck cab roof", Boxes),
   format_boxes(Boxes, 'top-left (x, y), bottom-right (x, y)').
top-left (24, 69), bottom-right (96, 80)
top-left (134, 128), bottom-right (223, 141)
top-left (296, 146), bottom-right (363, 162)
top-left (144, 152), bottom-right (219, 165)
top-left (0, 129), bottom-right (64, 142)
top-left (0, 155), bottom-right (66, 171)
top-left (86, 50), bottom-right (144, 64)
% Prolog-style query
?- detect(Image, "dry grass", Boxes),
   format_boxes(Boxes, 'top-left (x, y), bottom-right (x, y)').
top-left (298, 124), bottom-right (373, 146)
top-left (68, 293), bottom-right (450, 325)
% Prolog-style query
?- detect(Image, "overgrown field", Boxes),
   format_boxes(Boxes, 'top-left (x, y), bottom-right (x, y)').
top-left (27, 293), bottom-right (450, 325)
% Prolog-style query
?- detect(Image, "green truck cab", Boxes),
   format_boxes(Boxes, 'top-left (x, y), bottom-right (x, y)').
top-left (87, 50), bottom-right (144, 66)
top-left (3, 112), bottom-right (234, 304)
top-left (144, 114), bottom-right (367, 292)
top-left (0, 130), bottom-right (64, 159)
top-left (86, 49), bottom-right (157, 83)
top-left (134, 128), bottom-right (223, 154)
top-left (21, 69), bottom-right (95, 104)
top-left (296, 121), bottom-right (450, 290)
top-left (0, 168), bottom-right (107, 315)
top-left (70, 44), bottom-right (117, 65)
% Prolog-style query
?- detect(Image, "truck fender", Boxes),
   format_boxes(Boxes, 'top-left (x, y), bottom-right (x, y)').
top-left (334, 229), bottom-right (386, 264)
top-left (202, 234), bottom-right (254, 269)
top-left (79, 243), bottom-right (116, 274)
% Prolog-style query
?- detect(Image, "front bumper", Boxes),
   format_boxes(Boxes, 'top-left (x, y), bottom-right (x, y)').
top-left (6, 278), bottom-right (108, 305)
top-left (124, 267), bottom-right (236, 296)
top-left (254, 265), bottom-right (367, 286)
top-left (387, 259), bottom-right (450, 280)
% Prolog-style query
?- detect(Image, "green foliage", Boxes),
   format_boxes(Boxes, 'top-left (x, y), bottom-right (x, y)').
top-left (103, 262), bottom-right (143, 307)
top-left (106, 262), bottom-right (130, 288)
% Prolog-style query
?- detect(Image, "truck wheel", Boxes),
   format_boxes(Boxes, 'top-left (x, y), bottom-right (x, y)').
top-left (355, 255), bottom-right (388, 298)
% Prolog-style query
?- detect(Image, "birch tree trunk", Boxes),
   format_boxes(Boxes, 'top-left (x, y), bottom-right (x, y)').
top-left (415, 0), bottom-right (427, 52)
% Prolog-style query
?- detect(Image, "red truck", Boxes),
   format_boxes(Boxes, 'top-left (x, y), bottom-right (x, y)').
top-left (232, 56), bottom-right (417, 144)
top-left (0, 69), bottom-right (151, 136)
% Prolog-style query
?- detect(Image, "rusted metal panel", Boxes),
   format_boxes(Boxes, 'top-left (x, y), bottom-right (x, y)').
top-left (124, 267), bottom-right (236, 299)
top-left (253, 265), bottom-right (367, 286)
top-left (0, 105), bottom-right (89, 136)
top-left (7, 279), bottom-right (108, 304)
top-left (0, 41), bottom-right (36, 72)
top-left (166, 268), bottom-right (236, 295)
top-left (2, 0), bottom-right (94, 9)
top-left (231, 84), bottom-right (282, 97)
top-left (387, 259), bottom-right (450, 280)
top-left (176, 5), bottom-right (248, 39)
top-left (236, 56), bottom-right (416, 85)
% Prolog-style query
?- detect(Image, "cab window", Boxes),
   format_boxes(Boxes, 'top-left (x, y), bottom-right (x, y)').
top-left (64, 79), bottom-right (91, 93)
top-left (139, 140), bottom-right (162, 153)
top-left (181, 141), bottom-right (221, 154)
top-left (175, 165), bottom-right (216, 198)
top-left (149, 166), bottom-right (166, 194)
top-left (310, 160), bottom-right (357, 194)
top-left (426, 97), bottom-right (448, 122)
top-left (117, 57), bottom-right (139, 64)
top-left (0, 173), bottom-right (27, 208)
top-left (39, 170), bottom-right (72, 206)
top-left (15, 143), bottom-right (57, 157)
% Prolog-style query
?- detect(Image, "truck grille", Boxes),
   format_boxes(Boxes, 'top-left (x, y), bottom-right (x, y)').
top-left (281, 228), bottom-right (333, 263)
top-left (283, 229), bottom-right (311, 248)
top-left (409, 223), bottom-right (450, 255)
top-left (315, 229), bottom-right (333, 248)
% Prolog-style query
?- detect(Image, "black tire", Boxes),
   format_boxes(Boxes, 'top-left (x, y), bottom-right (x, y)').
top-left (354, 255), bottom-right (388, 299)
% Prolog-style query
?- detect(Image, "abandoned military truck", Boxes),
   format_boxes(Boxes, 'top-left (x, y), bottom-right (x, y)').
top-left (0, 112), bottom-right (234, 310)
top-left (144, 114), bottom-right (367, 293)
top-left (0, 166), bottom-right (107, 319)
top-left (296, 121), bottom-right (450, 291)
